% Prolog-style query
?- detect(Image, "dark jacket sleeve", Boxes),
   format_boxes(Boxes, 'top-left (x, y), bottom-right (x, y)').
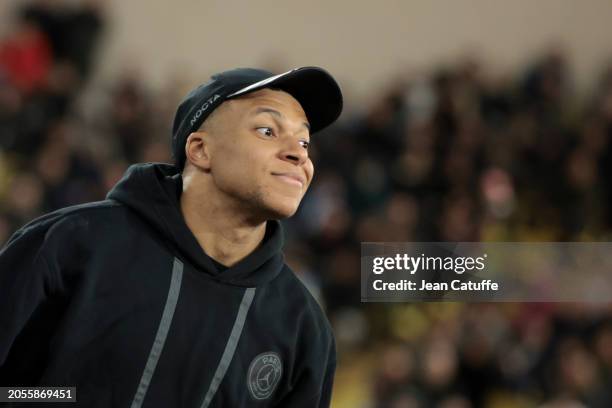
top-left (277, 337), bottom-right (336, 407)
top-left (0, 218), bottom-right (62, 378)
top-left (276, 300), bottom-right (337, 408)
top-left (316, 344), bottom-right (337, 408)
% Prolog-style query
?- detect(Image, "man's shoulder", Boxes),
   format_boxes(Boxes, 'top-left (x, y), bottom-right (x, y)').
top-left (1, 200), bottom-right (136, 259)
top-left (278, 264), bottom-right (334, 339)
top-left (26, 199), bottom-right (124, 226)
top-left (8, 200), bottom-right (129, 242)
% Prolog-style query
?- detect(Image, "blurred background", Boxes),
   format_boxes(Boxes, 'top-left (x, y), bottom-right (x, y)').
top-left (2, 1), bottom-right (612, 407)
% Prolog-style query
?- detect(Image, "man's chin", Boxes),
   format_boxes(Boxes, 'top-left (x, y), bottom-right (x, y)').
top-left (264, 206), bottom-right (298, 221)
top-left (260, 199), bottom-right (301, 220)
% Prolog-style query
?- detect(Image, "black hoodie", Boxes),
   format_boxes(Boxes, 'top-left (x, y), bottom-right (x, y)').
top-left (0, 163), bottom-right (336, 407)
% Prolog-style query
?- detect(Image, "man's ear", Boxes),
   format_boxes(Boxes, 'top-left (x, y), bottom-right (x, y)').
top-left (184, 132), bottom-right (212, 172)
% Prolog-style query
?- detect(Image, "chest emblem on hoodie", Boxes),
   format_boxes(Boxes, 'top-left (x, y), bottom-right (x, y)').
top-left (247, 352), bottom-right (283, 400)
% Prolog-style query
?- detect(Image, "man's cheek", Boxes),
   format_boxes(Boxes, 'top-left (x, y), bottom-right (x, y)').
top-left (306, 160), bottom-right (314, 182)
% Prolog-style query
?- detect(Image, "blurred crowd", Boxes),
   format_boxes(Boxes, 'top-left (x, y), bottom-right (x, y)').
top-left (1, 1), bottom-right (612, 407)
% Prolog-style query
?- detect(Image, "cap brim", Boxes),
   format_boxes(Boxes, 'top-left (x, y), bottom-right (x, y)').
top-left (227, 66), bottom-right (343, 133)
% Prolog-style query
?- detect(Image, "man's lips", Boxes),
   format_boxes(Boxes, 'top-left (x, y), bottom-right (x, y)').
top-left (272, 172), bottom-right (306, 188)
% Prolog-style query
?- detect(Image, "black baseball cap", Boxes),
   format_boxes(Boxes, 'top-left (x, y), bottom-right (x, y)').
top-left (171, 66), bottom-right (343, 169)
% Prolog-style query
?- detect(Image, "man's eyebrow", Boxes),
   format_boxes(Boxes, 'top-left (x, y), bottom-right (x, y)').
top-left (253, 107), bottom-right (311, 132)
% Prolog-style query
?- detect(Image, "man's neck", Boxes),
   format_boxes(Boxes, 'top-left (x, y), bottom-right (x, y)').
top-left (180, 181), bottom-right (267, 267)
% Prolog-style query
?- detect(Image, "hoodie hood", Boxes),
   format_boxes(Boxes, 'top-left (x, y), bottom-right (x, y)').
top-left (106, 163), bottom-right (285, 287)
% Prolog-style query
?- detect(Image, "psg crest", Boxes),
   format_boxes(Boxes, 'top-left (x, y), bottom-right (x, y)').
top-left (247, 352), bottom-right (283, 400)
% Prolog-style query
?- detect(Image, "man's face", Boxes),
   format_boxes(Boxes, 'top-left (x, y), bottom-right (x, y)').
top-left (203, 88), bottom-right (314, 220)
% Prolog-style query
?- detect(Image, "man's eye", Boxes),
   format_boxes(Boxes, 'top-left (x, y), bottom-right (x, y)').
top-left (300, 140), bottom-right (310, 149)
top-left (256, 127), bottom-right (274, 137)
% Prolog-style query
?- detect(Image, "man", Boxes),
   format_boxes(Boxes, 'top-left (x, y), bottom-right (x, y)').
top-left (0, 66), bottom-right (343, 407)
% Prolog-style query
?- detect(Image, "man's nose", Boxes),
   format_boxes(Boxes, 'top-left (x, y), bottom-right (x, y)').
top-left (279, 139), bottom-right (308, 165)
